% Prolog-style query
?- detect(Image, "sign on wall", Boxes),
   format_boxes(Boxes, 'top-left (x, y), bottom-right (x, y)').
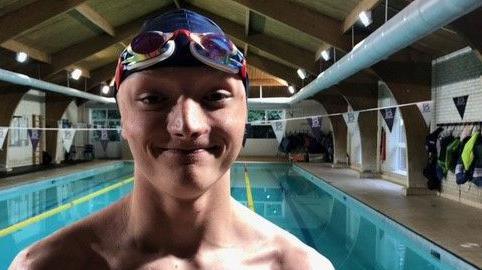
top-left (452, 95), bottom-right (469, 119)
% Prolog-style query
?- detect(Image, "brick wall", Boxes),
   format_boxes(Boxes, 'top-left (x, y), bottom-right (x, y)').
top-left (432, 47), bottom-right (482, 208)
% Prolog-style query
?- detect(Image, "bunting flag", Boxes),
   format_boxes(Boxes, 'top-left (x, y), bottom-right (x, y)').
top-left (0, 127), bottom-right (8, 150)
top-left (100, 129), bottom-right (109, 152)
top-left (380, 107), bottom-right (397, 132)
top-left (116, 126), bottom-right (122, 138)
top-left (452, 95), bottom-right (469, 119)
top-left (343, 111), bottom-right (359, 129)
top-left (27, 129), bottom-right (42, 151)
top-left (60, 128), bottom-right (76, 152)
top-left (270, 121), bottom-right (286, 143)
top-left (307, 117), bottom-right (322, 142)
top-left (416, 101), bottom-right (433, 127)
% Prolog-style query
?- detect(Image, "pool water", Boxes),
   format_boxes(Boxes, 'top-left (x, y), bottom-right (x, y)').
top-left (0, 162), bottom-right (476, 270)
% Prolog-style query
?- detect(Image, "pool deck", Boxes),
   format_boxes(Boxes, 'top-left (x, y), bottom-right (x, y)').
top-left (296, 162), bottom-right (482, 269)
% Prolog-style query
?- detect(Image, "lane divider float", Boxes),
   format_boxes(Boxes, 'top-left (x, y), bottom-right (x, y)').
top-left (243, 164), bottom-right (255, 212)
top-left (0, 176), bottom-right (134, 238)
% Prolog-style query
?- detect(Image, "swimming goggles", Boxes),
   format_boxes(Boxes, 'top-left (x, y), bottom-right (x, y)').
top-left (115, 29), bottom-right (246, 89)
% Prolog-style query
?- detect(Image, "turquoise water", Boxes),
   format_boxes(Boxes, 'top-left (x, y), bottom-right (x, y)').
top-left (0, 162), bottom-right (476, 269)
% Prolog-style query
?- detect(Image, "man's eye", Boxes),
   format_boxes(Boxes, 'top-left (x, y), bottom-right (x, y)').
top-left (204, 90), bottom-right (231, 102)
top-left (137, 95), bottom-right (166, 105)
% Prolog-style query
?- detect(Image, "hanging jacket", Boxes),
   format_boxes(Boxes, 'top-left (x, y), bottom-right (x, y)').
top-left (424, 127), bottom-right (444, 190)
top-left (436, 135), bottom-right (454, 179)
top-left (455, 137), bottom-right (471, 185)
top-left (445, 138), bottom-right (460, 173)
top-left (471, 136), bottom-right (482, 187)
top-left (461, 132), bottom-right (480, 170)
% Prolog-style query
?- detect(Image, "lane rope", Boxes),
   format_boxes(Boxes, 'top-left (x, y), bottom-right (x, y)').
top-left (0, 177), bottom-right (134, 238)
top-left (243, 164), bottom-right (255, 212)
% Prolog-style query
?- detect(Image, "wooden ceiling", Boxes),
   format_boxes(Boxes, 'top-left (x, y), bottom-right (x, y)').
top-left (0, 0), bottom-right (479, 98)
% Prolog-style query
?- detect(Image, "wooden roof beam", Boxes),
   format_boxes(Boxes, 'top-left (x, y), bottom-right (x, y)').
top-left (43, 5), bottom-right (175, 78)
top-left (1, 40), bottom-right (51, 63)
top-left (186, 4), bottom-right (318, 75)
top-left (231, 0), bottom-right (351, 52)
top-left (86, 61), bottom-right (118, 90)
top-left (342, 0), bottom-right (382, 33)
top-left (75, 3), bottom-right (115, 36)
top-left (247, 53), bottom-right (300, 88)
top-left (0, 0), bottom-right (87, 44)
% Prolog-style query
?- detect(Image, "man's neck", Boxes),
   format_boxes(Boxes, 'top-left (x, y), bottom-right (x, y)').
top-left (126, 170), bottom-right (234, 257)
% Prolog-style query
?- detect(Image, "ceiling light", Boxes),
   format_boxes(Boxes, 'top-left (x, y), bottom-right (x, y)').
top-left (288, 85), bottom-right (295, 94)
top-left (321, 50), bottom-right (330, 61)
top-left (297, 68), bottom-right (307, 80)
top-left (359, 10), bottom-right (372, 27)
top-left (70, 68), bottom-right (82, 80)
top-left (101, 84), bottom-right (110, 95)
top-left (16, 52), bottom-right (28, 63)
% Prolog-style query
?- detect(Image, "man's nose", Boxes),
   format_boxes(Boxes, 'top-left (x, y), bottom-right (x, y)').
top-left (166, 97), bottom-right (209, 139)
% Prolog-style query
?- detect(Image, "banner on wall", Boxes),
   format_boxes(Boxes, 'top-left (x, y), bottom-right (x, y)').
top-left (342, 111), bottom-right (359, 129)
top-left (100, 129), bottom-right (109, 152)
top-left (60, 128), bottom-right (76, 152)
top-left (416, 101), bottom-right (433, 127)
top-left (0, 127), bottom-right (8, 150)
top-left (307, 117), bottom-right (322, 142)
top-left (452, 95), bottom-right (469, 119)
top-left (380, 107), bottom-right (397, 132)
top-left (270, 121), bottom-right (286, 143)
top-left (27, 129), bottom-right (42, 151)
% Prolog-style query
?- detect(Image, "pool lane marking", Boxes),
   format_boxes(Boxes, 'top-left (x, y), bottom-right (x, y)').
top-left (0, 177), bottom-right (134, 238)
top-left (243, 165), bottom-right (255, 212)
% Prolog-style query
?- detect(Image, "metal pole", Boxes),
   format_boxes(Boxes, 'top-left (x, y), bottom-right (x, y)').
top-left (385, 0), bottom-right (388, 22)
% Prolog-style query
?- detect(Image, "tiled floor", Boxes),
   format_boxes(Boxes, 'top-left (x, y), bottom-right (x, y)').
top-left (297, 163), bottom-right (482, 269)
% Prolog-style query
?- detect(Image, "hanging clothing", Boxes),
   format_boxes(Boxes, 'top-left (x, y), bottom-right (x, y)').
top-left (461, 132), bottom-right (480, 170)
top-left (445, 138), bottom-right (460, 173)
top-left (472, 139), bottom-right (482, 187)
top-left (456, 137), bottom-right (473, 185)
top-left (380, 128), bottom-right (386, 162)
top-left (436, 134), bottom-right (454, 179)
top-left (424, 127), bottom-right (444, 191)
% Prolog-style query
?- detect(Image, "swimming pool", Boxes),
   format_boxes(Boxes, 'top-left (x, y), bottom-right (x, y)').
top-left (0, 162), bottom-right (477, 269)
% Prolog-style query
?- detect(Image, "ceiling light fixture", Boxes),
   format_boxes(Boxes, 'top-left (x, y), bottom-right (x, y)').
top-left (16, 52), bottom-right (28, 63)
top-left (359, 10), bottom-right (372, 27)
top-left (101, 84), bottom-right (110, 95)
top-left (70, 68), bottom-right (82, 80)
top-left (288, 85), bottom-right (295, 94)
top-left (321, 50), bottom-right (330, 61)
top-left (297, 68), bottom-right (307, 80)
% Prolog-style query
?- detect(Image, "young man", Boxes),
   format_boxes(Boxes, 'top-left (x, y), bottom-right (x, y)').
top-left (10, 9), bottom-right (334, 270)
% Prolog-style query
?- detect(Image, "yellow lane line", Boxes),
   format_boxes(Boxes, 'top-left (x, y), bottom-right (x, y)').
top-left (243, 165), bottom-right (255, 212)
top-left (0, 177), bottom-right (134, 238)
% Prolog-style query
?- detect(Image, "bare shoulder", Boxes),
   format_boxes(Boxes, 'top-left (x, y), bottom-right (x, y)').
top-left (232, 199), bottom-right (334, 270)
top-left (276, 235), bottom-right (334, 270)
top-left (8, 198), bottom-right (128, 270)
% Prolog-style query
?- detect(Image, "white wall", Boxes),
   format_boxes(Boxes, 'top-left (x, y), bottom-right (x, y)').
top-left (6, 90), bottom-right (46, 169)
top-left (54, 101), bottom-right (78, 163)
top-left (432, 47), bottom-right (482, 207)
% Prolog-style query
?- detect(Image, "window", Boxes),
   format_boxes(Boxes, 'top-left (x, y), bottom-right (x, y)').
top-left (90, 109), bottom-right (121, 142)
top-left (9, 115), bottom-right (28, 147)
top-left (247, 110), bottom-right (284, 139)
top-left (396, 119), bottom-right (407, 173)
